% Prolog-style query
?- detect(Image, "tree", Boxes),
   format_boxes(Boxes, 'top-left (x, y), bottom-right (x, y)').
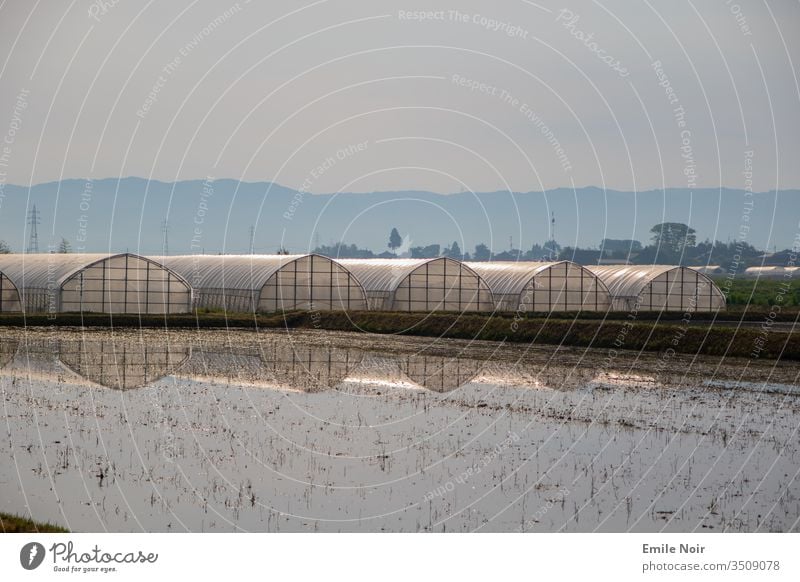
top-left (0, 240), bottom-right (11, 254)
top-left (523, 243), bottom-right (547, 261)
top-left (410, 244), bottom-right (440, 259)
top-left (388, 228), bottom-right (402, 254)
top-left (314, 242), bottom-right (374, 258)
top-left (276, 247), bottom-right (290, 255)
top-left (443, 241), bottom-right (462, 259)
top-left (650, 223), bottom-right (696, 254)
top-left (58, 238), bottom-right (72, 253)
top-left (600, 238), bottom-right (642, 253)
top-left (543, 239), bottom-right (561, 259)
top-left (473, 243), bottom-right (491, 261)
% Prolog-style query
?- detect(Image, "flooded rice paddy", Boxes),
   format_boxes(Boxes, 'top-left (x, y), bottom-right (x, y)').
top-left (1, 327), bottom-right (798, 532)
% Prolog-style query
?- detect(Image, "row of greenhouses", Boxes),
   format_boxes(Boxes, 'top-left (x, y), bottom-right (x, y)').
top-left (0, 253), bottom-right (726, 315)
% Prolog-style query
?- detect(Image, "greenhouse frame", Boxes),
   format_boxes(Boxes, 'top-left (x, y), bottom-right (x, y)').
top-left (337, 257), bottom-right (494, 312)
top-left (0, 253), bottom-right (192, 314)
top-left (466, 260), bottom-right (612, 312)
top-left (0, 270), bottom-right (22, 312)
top-left (156, 254), bottom-right (368, 313)
top-left (587, 265), bottom-right (726, 312)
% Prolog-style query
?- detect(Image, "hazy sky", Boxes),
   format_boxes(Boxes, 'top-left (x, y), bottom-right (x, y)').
top-left (0, 0), bottom-right (798, 193)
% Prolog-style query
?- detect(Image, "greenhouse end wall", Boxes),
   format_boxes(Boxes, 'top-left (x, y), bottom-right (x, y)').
top-left (390, 259), bottom-right (493, 312)
top-left (0, 272), bottom-right (22, 312)
top-left (60, 255), bottom-right (192, 314)
top-left (258, 255), bottom-right (368, 312)
top-left (588, 265), bottom-right (726, 312)
top-left (339, 258), bottom-right (494, 312)
top-left (467, 261), bottom-right (611, 312)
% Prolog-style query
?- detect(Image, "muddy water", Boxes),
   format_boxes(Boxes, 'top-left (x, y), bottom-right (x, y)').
top-left (0, 327), bottom-right (798, 532)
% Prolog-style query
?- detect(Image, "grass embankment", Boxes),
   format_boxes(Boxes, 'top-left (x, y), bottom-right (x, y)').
top-left (0, 512), bottom-right (68, 533)
top-left (0, 309), bottom-right (796, 361)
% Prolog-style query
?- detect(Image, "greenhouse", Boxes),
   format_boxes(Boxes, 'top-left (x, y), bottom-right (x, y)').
top-left (0, 253), bottom-right (191, 314)
top-left (0, 270), bottom-right (22, 312)
top-left (587, 265), bottom-right (726, 312)
top-left (337, 258), bottom-right (494, 312)
top-left (156, 254), bottom-right (368, 313)
top-left (466, 260), bottom-right (612, 312)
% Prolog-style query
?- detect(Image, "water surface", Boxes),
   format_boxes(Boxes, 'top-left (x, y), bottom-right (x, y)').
top-left (1, 327), bottom-right (798, 532)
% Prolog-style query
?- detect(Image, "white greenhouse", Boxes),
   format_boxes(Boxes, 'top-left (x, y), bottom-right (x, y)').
top-left (336, 258), bottom-right (494, 312)
top-left (0, 269), bottom-right (22, 312)
top-left (587, 265), bottom-right (726, 312)
top-left (466, 260), bottom-right (612, 312)
top-left (156, 254), bottom-right (368, 313)
top-left (0, 253), bottom-right (192, 314)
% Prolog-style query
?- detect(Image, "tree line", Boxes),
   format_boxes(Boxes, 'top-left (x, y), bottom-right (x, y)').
top-left (0, 238), bottom-right (72, 254)
top-left (313, 223), bottom-right (779, 268)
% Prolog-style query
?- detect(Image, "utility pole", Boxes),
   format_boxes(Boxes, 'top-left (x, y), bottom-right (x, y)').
top-left (550, 211), bottom-right (556, 243)
top-left (249, 225), bottom-right (255, 255)
top-left (161, 219), bottom-right (169, 256)
top-left (27, 205), bottom-right (40, 253)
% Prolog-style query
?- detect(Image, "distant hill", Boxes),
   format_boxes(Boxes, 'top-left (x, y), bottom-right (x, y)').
top-left (0, 178), bottom-right (796, 255)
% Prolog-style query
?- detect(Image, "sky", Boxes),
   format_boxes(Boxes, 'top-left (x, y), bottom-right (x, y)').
top-left (0, 0), bottom-right (798, 194)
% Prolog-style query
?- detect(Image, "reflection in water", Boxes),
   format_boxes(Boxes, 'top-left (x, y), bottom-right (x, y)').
top-left (344, 354), bottom-right (427, 391)
top-left (5, 338), bottom-right (366, 392)
top-left (177, 340), bottom-right (363, 392)
top-left (397, 353), bottom-right (484, 392)
top-left (475, 362), bottom-right (597, 391)
top-left (0, 333), bottom-right (684, 394)
top-left (260, 340), bottom-right (363, 393)
top-left (58, 340), bottom-right (190, 390)
top-left (176, 344), bottom-right (266, 386)
top-left (590, 371), bottom-right (658, 389)
top-left (2, 329), bottom-right (797, 534)
top-left (0, 338), bottom-right (18, 368)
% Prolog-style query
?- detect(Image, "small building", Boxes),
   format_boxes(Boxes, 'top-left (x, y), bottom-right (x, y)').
top-left (587, 265), bottom-right (726, 312)
top-left (466, 260), bottom-right (611, 312)
top-left (0, 253), bottom-right (192, 314)
top-left (336, 258), bottom-right (494, 312)
top-left (156, 254), bottom-right (368, 313)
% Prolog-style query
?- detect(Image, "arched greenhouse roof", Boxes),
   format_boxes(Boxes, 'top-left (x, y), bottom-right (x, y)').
top-left (336, 257), bottom-right (483, 293)
top-left (0, 253), bottom-right (186, 289)
top-left (465, 260), bottom-right (607, 296)
top-left (587, 265), bottom-right (719, 298)
top-left (155, 254), bottom-right (312, 291)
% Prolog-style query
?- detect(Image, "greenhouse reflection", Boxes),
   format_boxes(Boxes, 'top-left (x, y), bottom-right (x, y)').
top-left (0, 335), bottom-right (680, 393)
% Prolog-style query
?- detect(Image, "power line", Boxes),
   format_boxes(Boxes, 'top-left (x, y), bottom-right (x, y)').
top-left (161, 219), bottom-right (169, 256)
top-left (27, 204), bottom-right (40, 253)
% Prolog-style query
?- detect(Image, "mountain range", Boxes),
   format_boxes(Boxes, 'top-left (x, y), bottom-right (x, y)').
top-left (0, 178), bottom-right (796, 255)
